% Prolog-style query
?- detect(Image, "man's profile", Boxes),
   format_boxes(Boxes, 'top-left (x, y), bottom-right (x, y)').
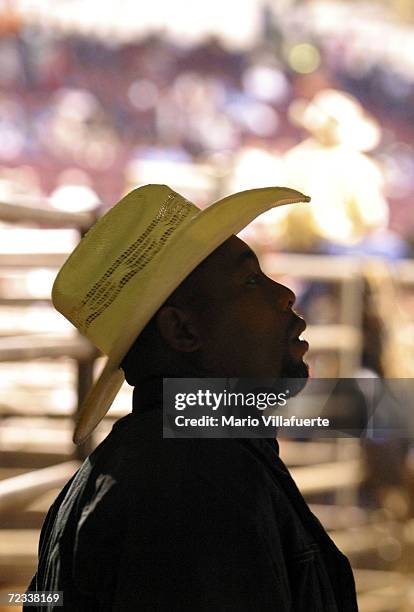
top-left (26, 184), bottom-right (358, 611)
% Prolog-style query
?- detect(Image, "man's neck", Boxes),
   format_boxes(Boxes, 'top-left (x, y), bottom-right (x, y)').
top-left (132, 376), bottom-right (164, 412)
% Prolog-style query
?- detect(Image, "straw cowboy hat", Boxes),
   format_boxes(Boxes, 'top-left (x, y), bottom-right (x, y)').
top-left (52, 184), bottom-right (310, 444)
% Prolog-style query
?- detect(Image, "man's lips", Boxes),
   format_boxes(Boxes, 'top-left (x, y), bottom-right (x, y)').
top-left (289, 318), bottom-right (307, 341)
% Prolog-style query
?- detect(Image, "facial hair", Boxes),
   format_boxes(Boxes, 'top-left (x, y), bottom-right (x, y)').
top-left (279, 355), bottom-right (309, 396)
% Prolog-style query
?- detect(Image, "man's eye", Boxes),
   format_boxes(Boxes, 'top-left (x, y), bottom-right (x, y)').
top-left (246, 273), bottom-right (262, 285)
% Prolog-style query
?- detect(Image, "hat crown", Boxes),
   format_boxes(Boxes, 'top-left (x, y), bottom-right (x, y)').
top-left (52, 184), bottom-right (198, 353)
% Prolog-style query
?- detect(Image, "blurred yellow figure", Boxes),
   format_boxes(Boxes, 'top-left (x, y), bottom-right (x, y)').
top-left (277, 89), bottom-right (389, 251)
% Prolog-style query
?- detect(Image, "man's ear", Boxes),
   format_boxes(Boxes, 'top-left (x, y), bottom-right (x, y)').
top-left (155, 305), bottom-right (202, 352)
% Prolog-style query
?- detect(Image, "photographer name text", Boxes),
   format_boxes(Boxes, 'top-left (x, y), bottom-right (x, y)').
top-left (174, 415), bottom-right (330, 428)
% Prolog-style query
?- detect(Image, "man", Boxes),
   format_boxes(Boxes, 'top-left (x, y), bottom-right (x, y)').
top-left (26, 184), bottom-right (358, 610)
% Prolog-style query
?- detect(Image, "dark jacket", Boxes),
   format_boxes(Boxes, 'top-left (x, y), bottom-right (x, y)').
top-left (26, 392), bottom-right (358, 611)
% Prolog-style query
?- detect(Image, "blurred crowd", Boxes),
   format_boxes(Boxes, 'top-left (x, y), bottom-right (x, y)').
top-left (1, 3), bottom-right (413, 363)
top-left (0, 6), bottom-right (413, 247)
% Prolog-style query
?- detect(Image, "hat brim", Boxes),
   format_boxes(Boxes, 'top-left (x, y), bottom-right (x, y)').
top-left (73, 186), bottom-right (310, 444)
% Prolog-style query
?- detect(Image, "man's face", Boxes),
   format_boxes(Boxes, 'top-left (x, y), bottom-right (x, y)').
top-left (182, 235), bottom-right (309, 380)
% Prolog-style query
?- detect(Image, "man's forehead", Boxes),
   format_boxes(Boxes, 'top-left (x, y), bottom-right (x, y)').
top-left (205, 235), bottom-right (257, 268)
top-left (168, 236), bottom-right (258, 304)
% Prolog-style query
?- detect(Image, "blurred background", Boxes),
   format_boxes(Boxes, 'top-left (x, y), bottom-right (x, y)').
top-left (1, 0), bottom-right (414, 609)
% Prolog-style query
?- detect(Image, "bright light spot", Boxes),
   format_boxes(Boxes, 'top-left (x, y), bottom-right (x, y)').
top-left (50, 184), bottom-right (100, 212)
top-left (288, 43), bottom-right (321, 74)
top-left (227, 100), bottom-right (279, 137)
top-left (0, 228), bottom-right (78, 253)
top-left (26, 269), bottom-right (55, 298)
top-left (229, 147), bottom-right (284, 192)
top-left (128, 79), bottom-right (159, 111)
top-left (54, 88), bottom-right (99, 121)
top-left (242, 104), bottom-right (279, 136)
top-left (51, 388), bottom-right (77, 412)
top-left (242, 66), bottom-right (289, 103)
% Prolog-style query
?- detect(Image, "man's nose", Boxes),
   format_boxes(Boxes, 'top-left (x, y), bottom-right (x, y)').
top-left (273, 280), bottom-right (296, 310)
top-left (285, 287), bottom-right (296, 309)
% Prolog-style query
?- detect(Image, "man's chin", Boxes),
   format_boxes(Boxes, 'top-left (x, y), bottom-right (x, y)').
top-left (281, 357), bottom-right (309, 378)
top-left (280, 359), bottom-right (309, 396)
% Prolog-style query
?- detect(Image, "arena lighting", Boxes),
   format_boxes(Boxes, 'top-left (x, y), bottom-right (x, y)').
top-left (49, 184), bottom-right (100, 213)
top-left (242, 66), bottom-right (290, 104)
top-left (0, 228), bottom-right (78, 254)
top-left (288, 43), bottom-right (321, 74)
top-left (307, 1), bottom-right (414, 80)
top-left (10, 0), bottom-right (262, 48)
top-left (25, 269), bottom-right (56, 299)
top-left (228, 147), bottom-right (284, 193)
top-left (51, 388), bottom-right (77, 412)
